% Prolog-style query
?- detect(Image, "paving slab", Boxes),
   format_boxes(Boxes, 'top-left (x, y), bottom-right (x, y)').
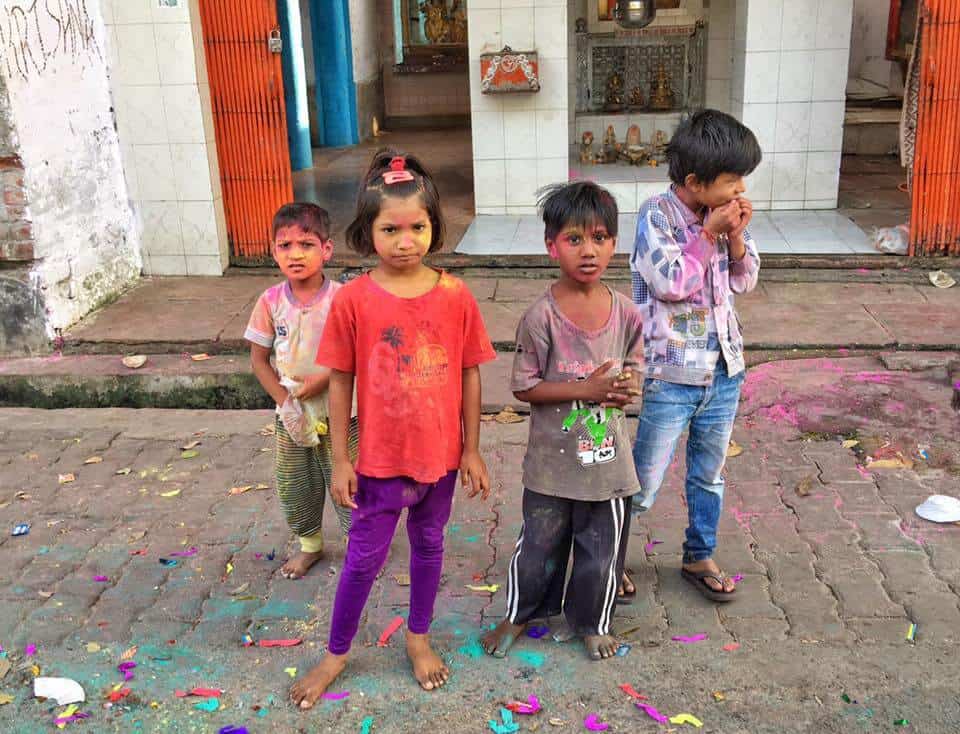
top-left (866, 303), bottom-right (960, 348)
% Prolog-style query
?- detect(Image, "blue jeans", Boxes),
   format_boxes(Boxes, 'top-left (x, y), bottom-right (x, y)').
top-left (631, 361), bottom-right (744, 563)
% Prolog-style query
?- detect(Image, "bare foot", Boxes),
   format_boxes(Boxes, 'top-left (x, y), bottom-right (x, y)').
top-left (682, 558), bottom-right (736, 593)
top-left (280, 550), bottom-right (323, 580)
top-left (481, 619), bottom-right (525, 658)
top-left (406, 631), bottom-right (449, 690)
top-left (618, 570), bottom-right (636, 599)
top-left (289, 652), bottom-right (348, 710)
top-left (583, 634), bottom-right (619, 661)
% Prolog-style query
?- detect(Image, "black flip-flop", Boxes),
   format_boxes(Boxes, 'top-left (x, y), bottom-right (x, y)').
top-left (681, 568), bottom-right (737, 603)
top-left (617, 570), bottom-right (637, 605)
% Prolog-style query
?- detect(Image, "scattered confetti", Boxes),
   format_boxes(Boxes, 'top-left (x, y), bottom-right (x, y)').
top-left (258, 639), bottom-right (303, 648)
top-left (894, 719), bottom-right (909, 726)
top-left (58, 473), bottom-right (76, 484)
top-left (548, 719), bottom-right (565, 727)
top-left (669, 713), bottom-right (704, 727)
top-left (377, 616), bottom-right (404, 647)
top-left (466, 584), bottom-right (500, 592)
top-left (841, 693), bottom-right (856, 704)
top-left (722, 642), bottom-right (740, 652)
top-left (241, 634), bottom-right (254, 647)
top-left (713, 692), bottom-right (726, 702)
top-left (583, 713), bottom-right (609, 731)
top-left (12, 523), bottom-right (30, 537)
top-left (93, 576), bottom-right (109, 583)
top-left (505, 695), bottom-right (541, 715)
top-left (906, 623), bottom-right (917, 642)
top-left (228, 486), bottom-right (253, 495)
top-left (636, 702), bottom-right (669, 723)
top-left (671, 633), bottom-right (708, 643)
top-left (195, 697), bottom-right (220, 712)
top-left (730, 574), bottom-right (744, 583)
top-left (85, 643), bottom-right (100, 653)
top-left (618, 683), bottom-right (646, 700)
top-left (117, 662), bottom-right (137, 681)
top-left (219, 727), bottom-right (248, 734)
top-left (322, 691), bottom-right (350, 700)
top-left (489, 708), bottom-right (520, 734)
top-left (266, 549), bottom-right (276, 561)
top-left (394, 573), bottom-right (411, 586)
top-left (160, 489), bottom-right (181, 498)
top-left (180, 449), bottom-right (199, 459)
top-left (175, 687), bottom-right (224, 698)
top-left (283, 668), bottom-right (297, 678)
top-left (159, 558), bottom-right (179, 567)
top-left (225, 562), bottom-right (234, 575)
top-left (526, 625), bottom-right (549, 639)
top-left (106, 688), bottom-right (131, 703)
top-left (170, 547), bottom-right (199, 557)
top-left (25, 644), bottom-right (37, 657)
top-left (120, 646), bottom-right (138, 661)
top-left (644, 539), bottom-right (663, 553)
top-left (83, 456), bottom-right (103, 465)
top-left (360, 717), bottom-right (374, 734)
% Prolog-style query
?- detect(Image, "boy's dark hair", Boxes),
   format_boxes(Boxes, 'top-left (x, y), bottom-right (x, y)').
top-left (345, 148), bottom-right (445, 256)
top-left (537, 180), bottom-right (619, 242)
top-left (271, 202), bottom-right (331, 241)
top-left (667, 109), bottom-right (762, 185)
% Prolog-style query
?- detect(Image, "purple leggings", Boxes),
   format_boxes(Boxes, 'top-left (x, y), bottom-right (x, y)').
top-left (327, 470), bottom-right (457, 655)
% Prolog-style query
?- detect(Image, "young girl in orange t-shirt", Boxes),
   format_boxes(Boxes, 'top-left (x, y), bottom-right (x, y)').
top-left (290, 149), bottom-right (496, 708)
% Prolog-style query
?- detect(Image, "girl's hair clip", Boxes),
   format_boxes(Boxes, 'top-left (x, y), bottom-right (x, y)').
top-left (382, 156), bottom-right (415, 185)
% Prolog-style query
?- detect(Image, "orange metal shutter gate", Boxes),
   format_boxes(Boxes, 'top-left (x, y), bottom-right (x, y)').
top-left (198, 1), bottom-right (294, 264)
top-left (910, 0), bottom-right (960, 256)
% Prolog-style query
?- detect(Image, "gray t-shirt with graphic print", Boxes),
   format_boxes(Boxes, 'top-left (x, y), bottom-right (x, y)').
top-left (511, 286), bottom-right (645, 501)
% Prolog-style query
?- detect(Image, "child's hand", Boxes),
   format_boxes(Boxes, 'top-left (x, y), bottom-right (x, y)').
top-left (613, 369), bottom-right (642, 398)
top-left (704, 199), bottom-right (741, 238)
top-left (331, 459), bottom-right (358, 509)
top-left (730, 197), bottom-right (753, 240)
top-left (292, 372), bottom-right (329, 401)
top-left (460, 449), bottom-right (491, 500)
top-left (583, 360), bottom-right (635, 407)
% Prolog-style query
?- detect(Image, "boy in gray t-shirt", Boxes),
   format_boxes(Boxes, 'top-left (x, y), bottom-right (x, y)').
top-left (481, 182), bottom-right (645, 662)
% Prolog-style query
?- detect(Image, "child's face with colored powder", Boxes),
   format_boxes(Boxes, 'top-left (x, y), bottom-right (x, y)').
top-left (371, 195), bottom-right (432, 272)
top-left (687, 172), bottom-right (746, 210)
top-left (273, 224), bottom-right (332, 282)
top-left (546, 220), bottom-right (616, 284)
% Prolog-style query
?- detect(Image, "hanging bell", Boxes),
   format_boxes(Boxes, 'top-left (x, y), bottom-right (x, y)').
top-left (614, 0), bottom-right (656, 29)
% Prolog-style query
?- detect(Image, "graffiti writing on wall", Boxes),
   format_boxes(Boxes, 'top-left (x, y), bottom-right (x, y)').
top-left (0, 0), bottom-right (101, 82)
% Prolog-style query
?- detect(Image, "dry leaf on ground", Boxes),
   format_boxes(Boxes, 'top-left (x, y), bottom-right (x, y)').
top-left (181, 440), bottom-right (202, 450)
top-left (122, 355), bottom-right (147, 369)
top-left (726, 440), bottom-right (744, 458)
top-left (191, 353), bottom-right (212, 361)
top-left (83, 456), bottom-right (103, 465)
top-left (795, 475), bottom-right (816, 496)
top-left (58, 473), bottom-right (75, 484)
top-left (488, 406), bottom-right (525, 424)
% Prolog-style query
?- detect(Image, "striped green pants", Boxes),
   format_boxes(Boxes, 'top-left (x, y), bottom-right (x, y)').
top-left (274, 415), bottom-right (358, 552)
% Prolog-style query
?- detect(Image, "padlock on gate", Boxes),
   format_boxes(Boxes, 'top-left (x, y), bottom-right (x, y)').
top-left (268, 28), bottom-right (282, 54)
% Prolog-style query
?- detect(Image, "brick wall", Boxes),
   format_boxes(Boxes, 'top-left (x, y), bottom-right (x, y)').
top-left (0, 154), bottom-right (33, 264)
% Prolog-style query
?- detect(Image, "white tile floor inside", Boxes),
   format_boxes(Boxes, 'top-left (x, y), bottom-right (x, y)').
top-left (455, 210), bottom-right (876, 255)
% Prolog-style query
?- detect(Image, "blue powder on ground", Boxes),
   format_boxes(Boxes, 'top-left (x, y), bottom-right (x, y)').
top-left (513, 651), bottom-right (545, 667)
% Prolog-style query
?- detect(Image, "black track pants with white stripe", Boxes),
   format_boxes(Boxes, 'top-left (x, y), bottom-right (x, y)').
top-left (505, 488), bottom-right (632, 637)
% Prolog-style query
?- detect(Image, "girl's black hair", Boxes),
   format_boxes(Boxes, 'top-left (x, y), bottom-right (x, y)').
top-left (272, 202), bottom-right (331, 240)
top-left (537, 180), bottom-right (619, 242)
top-left (667, 109), bottom-right (762, 185)
top-left (345, 148), bottom-right (445, 256)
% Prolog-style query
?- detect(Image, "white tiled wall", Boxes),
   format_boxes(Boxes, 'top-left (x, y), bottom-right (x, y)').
top-left (705, 0), bottom-right (735, 113)
top-left (730, 0), bottom-right (851, 211)
top-left (468, 0), bottom-right (570, 215)
top-left (103, 0), bottom-right (228, 276)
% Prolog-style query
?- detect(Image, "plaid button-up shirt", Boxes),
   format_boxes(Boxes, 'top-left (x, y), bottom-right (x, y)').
top-left (630, 186), bottom-right (760, 386)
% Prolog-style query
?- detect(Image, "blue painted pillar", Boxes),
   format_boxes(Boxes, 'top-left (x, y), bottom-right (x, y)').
top-left (309, 0), bottom-right (359, 147)
top-left (277, 0), bottom-right (313, 170)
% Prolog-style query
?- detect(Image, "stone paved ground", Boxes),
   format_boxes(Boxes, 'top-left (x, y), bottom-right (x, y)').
top-left (1, 354), bottom-right (959, 733)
